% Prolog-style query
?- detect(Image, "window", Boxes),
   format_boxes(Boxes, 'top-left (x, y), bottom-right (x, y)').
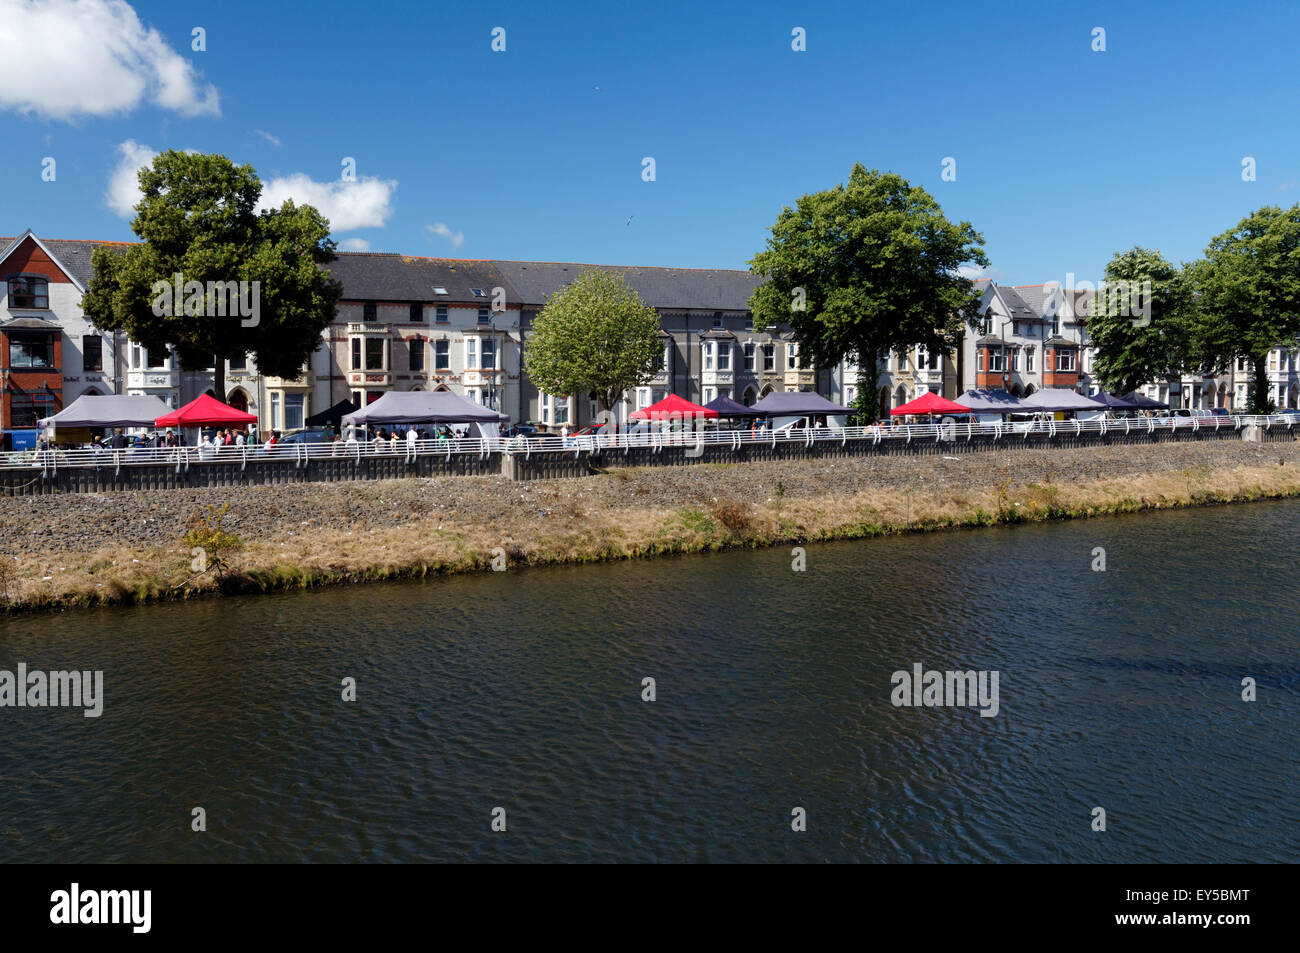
top-left (8, 334), bottom-right (53, 367)
top-left (436, 306), bottom-right (448, 323)
top-left (1055, 350), bottom-right (1076, 372)
top-left (82, 335), bottom-right (103, 372)
top-left (9, 395), bottom-right (39, 428)
top-left (408, 338), bottom-right (424, 372)
top-left (1269, 350), bottom-right (1279, 371)
top-left (7, 276), bottom-right (48, 309)
top-left (702, 342), bottom-right (714, 371)
top-left (703, 386), bottom-right (716, 404)
top-left (434, 287), bottom-right (449, 296)
top-left (637, 387), bottom-right (651, 409)
top-left (466, 337), bottom-right (478, 368)
top-left (363, 301), bottom-right (377, 322)
top-left (285, 394), bottom-right (305, 431)
top-left (270, 392), bottom-right (281, 429)
top-left (481, 335), bottom-right (494, 370)
top-left (787, 343), bottom-right (798, 369)
top-left (365, 338), bottom-right (384, 370)
top-left (471, 288), bottom-right (486, 297)
top-left (1012, 321), bottom-right (1020, 337)
top-left (660, 341), bottom-right (672, 372)
top-left (922, 348), bottom-right (939, 370)
top-left (554, 395), bottom-right (569, 425)
top-left (1236, 356), bottom-right (1247, 372)
top-left (989, 347), bottom-right (1005, 373)
top-left (717, 342), bottom-right (730, 371)
top-left (351, 338), bottom-right (362, 370)
top-left (712, 312), bottom-right (723, 329)
top-left (227, 352), bottom-right (247, 372)
top-left (978, 350), bottom-right (985, 372)
top-left (744, 342), bottom-right (755, 371)
top-left (1009, 349), bottom-right (1020, 373)
top-left (762, 344), bottom-right (775, 371)
top-left (1026, 349), bottom-right (1035, 373)
top-left (147, 348), bottom-right (168, 369)
top-left (435, 340), bottom-right (450, 370)
top-left (1052, 315), bottom-right (1061, 336)
top-left (478, 307), bottom-right (490, 325)
top-left (410, 303), bottom-right (423, 323)
top-left (351, 390), bottom-right (362, 408)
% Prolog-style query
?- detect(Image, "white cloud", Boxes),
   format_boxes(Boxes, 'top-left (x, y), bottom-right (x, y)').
top-left (106, 139), bottom-right (156, 218)
top-left (426, 222), bottom-right (464, 249)
top-left (0, 0), bottom-right (219, 120)
top-left (338, 238), bottom-right (371, 252)
top-left (259, 173), bottom-right (396, 232)
top-left (255, 129), bottom-right (281, 147)
top-left (958, 264), bottom-right (1005, 282)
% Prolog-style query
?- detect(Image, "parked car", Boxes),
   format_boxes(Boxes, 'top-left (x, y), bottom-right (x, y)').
top-left (1278, 409), bottom-right (1300, 424)
top-left (568, 423), bottom-right (606, 438)
top-left (278, 427), bottom-right (333, 445)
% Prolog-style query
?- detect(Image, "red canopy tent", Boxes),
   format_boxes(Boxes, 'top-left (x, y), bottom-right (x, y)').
top-left (890, 392), bottom-right (973, 417)
top-left (155, 393), bottom-right (259, 428)
top-left (629, 393), bottom-right (718, 420)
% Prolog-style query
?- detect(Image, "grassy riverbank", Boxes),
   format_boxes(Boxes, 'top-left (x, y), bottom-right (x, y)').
top-left (2, 440), bottom-right (1298, 614)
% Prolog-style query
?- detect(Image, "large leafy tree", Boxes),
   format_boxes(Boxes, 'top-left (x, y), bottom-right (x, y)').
top-left (1188, 205), bottom-right (1300, 413)
top-left (1088, 247), bottom-right (1193, 394)
top-left (748, 164), bottom-right (988, 422)
top-left (81, 150), bottom-right (342, 400)
top-left (524, 269), bottom-right (662, 423)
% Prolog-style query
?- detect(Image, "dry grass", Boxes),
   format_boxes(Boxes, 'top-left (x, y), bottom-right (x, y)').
top-left (3, 458), bottom-right (1299, 615)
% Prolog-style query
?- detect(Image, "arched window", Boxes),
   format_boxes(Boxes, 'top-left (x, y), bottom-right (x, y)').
top-left (7, 276), bottom-right (49, 309)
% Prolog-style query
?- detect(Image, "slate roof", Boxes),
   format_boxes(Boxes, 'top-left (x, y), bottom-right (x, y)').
top-left (491, 260), bottom-right (764, 311)
top-left (325, 254), bottom-right (520, 304)
top-left (995, 285), bottom-right (1044, 321)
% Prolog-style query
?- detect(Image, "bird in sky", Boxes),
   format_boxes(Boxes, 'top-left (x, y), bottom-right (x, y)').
top-left (626, 215), bottom-right (634, 226)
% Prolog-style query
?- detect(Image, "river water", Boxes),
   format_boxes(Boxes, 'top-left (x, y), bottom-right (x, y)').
top-left (1, 502), bottom-right (1296, 863)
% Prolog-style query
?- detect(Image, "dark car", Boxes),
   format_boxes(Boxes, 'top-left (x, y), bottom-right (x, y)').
top-left (278, 427), bottom-right (333, 445)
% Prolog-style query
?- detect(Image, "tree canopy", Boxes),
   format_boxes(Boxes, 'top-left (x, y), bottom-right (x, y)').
top-left (1187, 205), bottom-right (1300, 413)
top-left (748, 164), bottom-right (988, 421)
top-left (523, 269), bottom-right (663, 418)
top-left (80, 150), bottom-right (342, 399)
top-left (1087, 247), bottom-right (1191, 395)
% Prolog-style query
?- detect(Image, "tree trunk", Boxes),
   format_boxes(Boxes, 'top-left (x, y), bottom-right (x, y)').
top-left (1250, 353), bottom-right (1272, 414)
top-left (855, 343), bottom-right (882, 424)
top-left (213, 356), bottom-right (225, 405)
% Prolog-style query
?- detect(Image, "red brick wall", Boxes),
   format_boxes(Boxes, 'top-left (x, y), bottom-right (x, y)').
top-left (1, 330), bottom-right (63, 429)
top-left (1, 236), bottom-right (74, 283)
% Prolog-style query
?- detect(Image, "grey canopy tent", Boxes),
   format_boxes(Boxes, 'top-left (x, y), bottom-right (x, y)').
top-left (1120, 391), bottom-right (1169, 410)
top-left (1019, 388), bottom-right (1108, 413)
top-left (750, 391), bottom-right (854, 416)
top-left (1091, 392), bottom-right (1141, 410)
top-left (341, 390), bottom-right (508, 426)
top-left (305, 398), bottom-right (358, 428)
top-left (39, 394), bottom-right (171, 429)
top-left (703, 394), bottom-right (765, 418)
top-left (955, 388), bottom-right (1024, 413)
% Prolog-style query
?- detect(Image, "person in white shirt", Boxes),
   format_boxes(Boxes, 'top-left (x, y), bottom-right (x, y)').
top-left (406, 425), bottom-right (418, 450)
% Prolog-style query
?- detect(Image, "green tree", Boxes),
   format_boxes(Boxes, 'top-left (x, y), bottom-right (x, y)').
top-left (81, 150), bottom-right (342, 400)
top-left (1189, 205), bottom-right (1300, 414)
top-left (524, 270), bottom-right (662, 423)
top-left (1088, 247), bottom-right (1192, 395)
top-left (747, 164), bottom-right (988, 422)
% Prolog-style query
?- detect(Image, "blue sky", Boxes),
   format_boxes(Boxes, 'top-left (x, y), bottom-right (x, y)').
top-left (2, 0), bottom-right (1298, 284)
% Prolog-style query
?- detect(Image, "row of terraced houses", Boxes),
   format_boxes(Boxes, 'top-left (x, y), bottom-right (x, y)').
top-left (3, 229), bottom-right (1299, 436)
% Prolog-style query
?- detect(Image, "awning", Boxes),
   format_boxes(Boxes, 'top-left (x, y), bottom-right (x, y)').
top-left (1019, 388), bottom-right (1108, 412)
top-left (629, 393), bottom-right (717, 420)
top-left (750, 390), bottom-right (853, 416)
top-left (1120, 391), bottom-right (1170, 410)
top-left (305, 398), bottom-right (358, 427)
top-left (955, 388), bottom-right (1024, 413)
top-left (40, 394), bottom-right (172, 429)
top-left (156, 393), bottom-right (259, 427)
top-left (1091, 392), bottom-right (1141, 410)
top-left (890, 392), bottom-right (973, 416)
top-left (341, 390), bottom-right (508, 425)
top-left (702, 394), bottom-right (765, 418)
